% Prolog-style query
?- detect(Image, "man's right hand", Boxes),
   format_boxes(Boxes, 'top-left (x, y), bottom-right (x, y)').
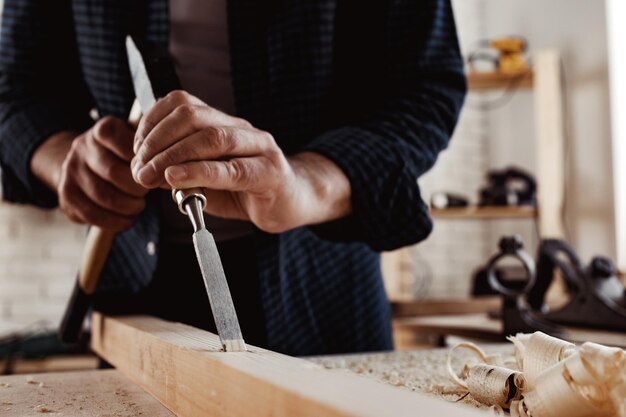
top-left (31, 116), bottom-right (147, 231)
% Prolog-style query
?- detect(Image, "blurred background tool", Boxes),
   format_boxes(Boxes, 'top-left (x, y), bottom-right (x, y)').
top-left (468, 36), bottom-right (529, 74)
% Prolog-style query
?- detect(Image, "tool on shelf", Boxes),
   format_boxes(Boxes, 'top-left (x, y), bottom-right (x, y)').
top-left (468, 36), bottom-right (529, 74)
top-left (479, 166), bottom-right (536, 207)
top-left (126, 35), bottom-right (246, 351)
top-left (430, 192), bottom-right (469, 210)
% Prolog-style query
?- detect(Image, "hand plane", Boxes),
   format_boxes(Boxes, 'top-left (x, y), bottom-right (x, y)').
top-left (528, 239), bottom-right (626, 332)
top-left (486, 236), bottom-right (626, 336)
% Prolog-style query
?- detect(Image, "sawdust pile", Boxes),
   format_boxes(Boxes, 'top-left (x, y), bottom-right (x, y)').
top-left (447, 332), bottom-right (626, 417)
top-left (309, 347), bottom-right (508, 409)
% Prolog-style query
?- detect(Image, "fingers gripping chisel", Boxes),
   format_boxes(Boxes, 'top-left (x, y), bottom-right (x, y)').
top-left (126, 35), bottom-right (246, 352)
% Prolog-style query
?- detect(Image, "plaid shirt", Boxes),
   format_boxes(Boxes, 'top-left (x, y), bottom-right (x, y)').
top-left (0, 0), bottom-right (466, 355)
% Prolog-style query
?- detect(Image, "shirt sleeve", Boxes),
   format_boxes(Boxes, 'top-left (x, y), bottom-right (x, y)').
top-left (0, 0), bottom-right (93, 207)
top-left (304, 0), bottom-right (467, 252)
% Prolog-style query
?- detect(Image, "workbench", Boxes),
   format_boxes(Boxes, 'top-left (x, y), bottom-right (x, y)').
top-left (0, 369), bottom-right (174, 416)
top-left (0, 345), bottom-right (500, 416)
top-left (2, 312), bottom-right (622, 416)
top-left (394, 313), bottom-right (626, 347)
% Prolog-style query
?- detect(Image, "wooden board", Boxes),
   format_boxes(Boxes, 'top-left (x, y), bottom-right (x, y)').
top-left (430, 206), bottom-right (537, 220)
top-left (391, 296), bottom-right (501, 318)
top-left (91, 313), bottom-right (487, 417)
top-left (0, 355), bottom-right (98, 375)
top-left (395, 314), bottom-right (626, 347)
top-left (467, 70), bottom-right (534, 91)
top-left (0, 369), bottom-right (174, 416)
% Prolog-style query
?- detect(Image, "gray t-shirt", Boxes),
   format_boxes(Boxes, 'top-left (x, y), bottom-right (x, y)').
top-left (161, 0), bottom-right (254, 242)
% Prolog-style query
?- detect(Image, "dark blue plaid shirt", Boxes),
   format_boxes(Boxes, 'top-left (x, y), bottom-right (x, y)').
top-left (0, 0), bottom-right (466, 355)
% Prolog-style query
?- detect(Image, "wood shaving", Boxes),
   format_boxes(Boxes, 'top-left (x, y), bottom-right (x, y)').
top-left (2, 401), bottom-right (12, 405)
top-left (26, 377), bottom-right (41, 385)
top-left (447, 332), bottom-right (626, 417)
top-left (33, 404), bottom-right (52, 413)
top-left (0, 383), bottom-right (10, 388)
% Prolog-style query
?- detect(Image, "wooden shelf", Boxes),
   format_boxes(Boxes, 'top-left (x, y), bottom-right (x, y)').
top-left (390, 296), bottom-right (501, 318)
top-left (430, 206), bottom-right (537, 220)
top-left (468, 70), bottom-right (534, 91)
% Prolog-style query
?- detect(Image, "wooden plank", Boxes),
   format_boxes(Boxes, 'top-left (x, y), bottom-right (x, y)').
top-left (0, 355), bottom-right (98, 375)
top-left (90, 314), bottom-right (486, 417)
top-left (467, 70), bottom-right (534, 91)
top-left (391, 296), bottom-right (501, 318)
top-left (430, 206), bottom-right (537, 220)
top-left (395, 314), bottom-right (626, 347)
top-left (0, 369), bottom-right (175, 416)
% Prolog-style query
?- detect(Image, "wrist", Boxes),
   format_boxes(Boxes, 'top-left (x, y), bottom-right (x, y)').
top-left (289, 152), bottom-right (352, 227)
top-left (30, 131), bottom-right (76, 192)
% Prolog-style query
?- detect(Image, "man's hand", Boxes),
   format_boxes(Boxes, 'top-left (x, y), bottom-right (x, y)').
top-left (32, 117), bottom-right (148, 231)
top-left (131, 91), bottom-right (351, 233)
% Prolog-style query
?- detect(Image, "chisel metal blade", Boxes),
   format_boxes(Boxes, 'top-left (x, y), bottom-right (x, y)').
top-left (125, 34), bottom-right (246, 352)
top-left (193, 229), bottom-right (246, 351)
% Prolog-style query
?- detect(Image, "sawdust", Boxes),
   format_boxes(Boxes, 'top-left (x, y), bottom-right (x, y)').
top-left (0, 383), bottom-right (10, 388)
top-left (2, 401), bottom-right (12, 405)
top-left (309, 345), bottom-right (513, 411)
top-left (33, 404), bottom-right (52, 413)
top-left (26, 377), bottom-right (40, 385)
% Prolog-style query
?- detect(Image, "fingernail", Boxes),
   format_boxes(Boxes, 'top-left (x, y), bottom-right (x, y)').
top-left (137, 163), bottom-right (157, 184)
top-left (133, 138), bottom-right (141, 154)
top-left (168, 165), bottom-right (188, 181)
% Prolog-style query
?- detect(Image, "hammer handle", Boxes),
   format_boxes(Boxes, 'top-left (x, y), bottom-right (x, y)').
top-left (59, 227), bottom-right (115, 344)
top-left (58, 101), bottom-right (142, 344)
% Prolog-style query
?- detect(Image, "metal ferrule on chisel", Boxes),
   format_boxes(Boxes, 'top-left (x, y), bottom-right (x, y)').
top-left (173, 188), bottom-right (207, 232)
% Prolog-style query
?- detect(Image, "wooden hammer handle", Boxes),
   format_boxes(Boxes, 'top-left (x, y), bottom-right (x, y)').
top-left (59, 101), bottom-right (142, 344)
top-left (78, 227), bottom-right (116, 294)
top-left (58, 227), bottom-right (116, 344)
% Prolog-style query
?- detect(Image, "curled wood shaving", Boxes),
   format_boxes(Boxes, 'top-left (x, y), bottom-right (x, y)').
top-left (448, 332), bottom-right (626, 417)
top-left (466, 364), bottom-right (525, 408)
top-left (446, 342), bottom-right (489, 388)
top-left (510, 332), bottom-right (575, 388)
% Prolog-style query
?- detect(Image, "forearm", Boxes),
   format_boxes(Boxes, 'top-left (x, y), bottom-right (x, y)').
top-left (30, 131), bottom-right (76, 192)
top-left (289, 151), bottom-right (352, 226)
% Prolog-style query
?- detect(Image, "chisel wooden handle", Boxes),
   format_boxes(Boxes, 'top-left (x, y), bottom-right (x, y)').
top-left (59, 227), bottom-right (116, 344)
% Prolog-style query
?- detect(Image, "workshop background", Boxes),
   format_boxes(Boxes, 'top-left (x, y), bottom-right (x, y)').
top-left (0, 0), bottom-right (624, 337)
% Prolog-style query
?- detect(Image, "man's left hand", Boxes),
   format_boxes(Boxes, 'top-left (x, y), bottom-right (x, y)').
top-left (131, 90), bottom-right (351, 233)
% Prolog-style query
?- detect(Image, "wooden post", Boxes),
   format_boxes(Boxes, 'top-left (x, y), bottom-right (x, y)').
top-left (534, 50), bottom-right (566, 239)
top-left (91, 314), bottom-right (484, 417)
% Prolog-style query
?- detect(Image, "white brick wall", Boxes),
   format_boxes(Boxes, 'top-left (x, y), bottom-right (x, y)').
top-left (389, 0), bottom-right (538, 299)
top-left (0, 203), bottom-right (85, 336)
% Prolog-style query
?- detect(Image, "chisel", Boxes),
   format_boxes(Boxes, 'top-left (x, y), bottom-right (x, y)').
top-left (126, 34), bottom-right (246, 352)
